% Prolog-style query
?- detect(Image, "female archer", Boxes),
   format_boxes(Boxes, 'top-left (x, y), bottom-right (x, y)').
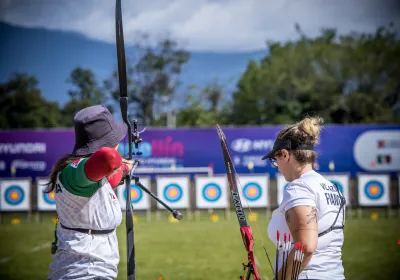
top-left (46, 105), bottom-right (134, 280)
top-left (264, 117), bottom-right (346, 280)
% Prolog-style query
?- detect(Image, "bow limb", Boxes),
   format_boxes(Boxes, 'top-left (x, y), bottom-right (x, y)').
top-left (216, 124), bottom-right (273, 280)
top-left (115, 1), bottom-right (135, 279)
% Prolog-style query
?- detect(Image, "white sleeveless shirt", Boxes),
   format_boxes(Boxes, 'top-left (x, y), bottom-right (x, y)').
top-left (48, 174), bottom-right (123, 280)
top-left (267, 170), bottom-right (345, 280)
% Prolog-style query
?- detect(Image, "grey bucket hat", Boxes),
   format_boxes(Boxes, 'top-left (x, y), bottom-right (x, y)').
top-left (72, 105), bottom-right (127, 156)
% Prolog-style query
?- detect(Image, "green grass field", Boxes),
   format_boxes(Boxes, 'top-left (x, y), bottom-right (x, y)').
top-left (0, 211), bottom-right (399, 280)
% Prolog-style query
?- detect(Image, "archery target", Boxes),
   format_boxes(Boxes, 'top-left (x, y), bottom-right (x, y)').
top-left (36, 178), bottom-right (57, 210)
top-left (323, 174), bottom-right (350, 205)
top-left (364, 181), bottom-right (384, 200)
top-left (0, 179), bottom-right (31, 211)
top-left (203, 183), bottom-right (221, 202)
top-left (127, 185), bottom-right (143, 204)
top-left (358, 174), bottom-right (389, 206)
top-left (156, 176), bottom-right (189, 209)
top-left (238, 175), bottom-right (268, 208)
top-left (276, 174), bottom-right (288, 205)
top-left (5, 186), bottom-right (24, 205)
top-left (195, 175), bottom-right (228, 209)
top-left (118, 177), bottom-right (150, 210)
top-left (43, 191), bottom-right (56, 204)
top-left (243, 183), bottom-right (261, 201)
top-left (164, 184), bottom-right (183, 202)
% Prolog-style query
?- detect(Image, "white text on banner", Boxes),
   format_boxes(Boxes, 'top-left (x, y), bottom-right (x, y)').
top-left (118, 177), bottom-right (151, 211)
top-left (358, 173), bottom-right (390, 206)
top-left (322, 173), bottom-right (350, 205)
top-left (195, 175), bottom-right (228, 209)
top-left (36, 177), bottom-right (56, 211)
top-left (156, 176), bottom-right (190, 209)
top-left (0, 178), bottom-right (31, 211)
top-left (238, 175), bottom-right (269, 208)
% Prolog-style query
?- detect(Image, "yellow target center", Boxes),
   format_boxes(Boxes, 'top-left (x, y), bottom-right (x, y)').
top-left (248, 188), bottom-right (257, 196)
top-left (207, 188), bottom-right (216, 196)
top-left (169, 189), bottom-right (178, 197)
top-left (370, 186), bottom-right (378, 194)
top-left (10, 192), bottom-right (19, 199)
top-left (49, 192), bottom-right (55, 199)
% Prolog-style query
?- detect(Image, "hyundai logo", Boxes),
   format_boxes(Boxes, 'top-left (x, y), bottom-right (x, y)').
top-left (231, 138), bottom-right (274, 153)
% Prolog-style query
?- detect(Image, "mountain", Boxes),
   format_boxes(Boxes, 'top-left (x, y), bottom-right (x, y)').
top-left (0, 22), bottom-right (266, 105)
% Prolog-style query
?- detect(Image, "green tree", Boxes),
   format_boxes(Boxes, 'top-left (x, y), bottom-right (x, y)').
top-left (62, 67), bottom-right (107, 127)
top-left (230, 24), bottom-right (400, 125)
top-left (0, 73), bottom-right (62, 129)
top-left (176, 82), bottom-right (229, 127)
top-left (105, 33), bottom-right (190, 126)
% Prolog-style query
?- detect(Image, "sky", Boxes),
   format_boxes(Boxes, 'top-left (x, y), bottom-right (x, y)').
top-left (1, 0), bottom-right (399, 105)
top-left (1, 0), bottom-right (400, 52)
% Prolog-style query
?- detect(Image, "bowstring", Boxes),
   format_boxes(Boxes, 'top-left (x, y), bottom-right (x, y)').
top-left (221, 136), bottom-right (274, 273)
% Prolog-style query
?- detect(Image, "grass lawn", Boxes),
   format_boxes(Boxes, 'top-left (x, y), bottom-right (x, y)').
top-left (0, 211), bottom-right (399, 280)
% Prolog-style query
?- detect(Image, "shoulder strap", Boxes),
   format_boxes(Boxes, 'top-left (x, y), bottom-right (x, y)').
top-left (318, 184), bottom-right (346, 238)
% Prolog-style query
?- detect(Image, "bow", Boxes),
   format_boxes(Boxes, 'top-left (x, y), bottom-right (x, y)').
top-left (216, 124), bottom-right (273, 280)
top-left (115, 3), bottom-right (183, 280)
top-left (115, 1), bottom-right (139, 279)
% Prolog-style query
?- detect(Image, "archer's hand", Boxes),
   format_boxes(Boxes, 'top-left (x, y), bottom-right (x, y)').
top-left (122, 159), bottom-right (135, 172)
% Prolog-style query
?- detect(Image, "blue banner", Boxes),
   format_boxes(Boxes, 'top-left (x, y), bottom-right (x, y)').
top-left (0, 125), bottom-right (399, 179)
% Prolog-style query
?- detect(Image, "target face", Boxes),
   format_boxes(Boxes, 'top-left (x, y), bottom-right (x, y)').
top-left (202, 183), bottom-right (221, 202)
top-left (364, 180), bottom-right (384, 200)
top-left (43, 191), bottom-right (56, 205)
top-left (164, 184), bottom-right (183, 203)
top-left (243, 182), bottom-right (262, 201)
top-left (124, 185), bottom-right (143, 203)
top-left (329, 180), bottom-right (344, 193)
top-left (5, 185), bottom-right (24, 205)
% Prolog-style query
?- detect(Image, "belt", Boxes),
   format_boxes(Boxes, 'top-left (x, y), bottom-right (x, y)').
top-left (60, 223), bottom-right (115, 235)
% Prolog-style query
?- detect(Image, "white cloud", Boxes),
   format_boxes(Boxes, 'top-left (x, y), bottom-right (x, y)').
top-left (1, 0), bottom-right (399, 52)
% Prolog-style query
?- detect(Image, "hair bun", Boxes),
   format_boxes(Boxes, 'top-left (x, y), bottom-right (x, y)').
top-left (298, 117), bottom-right (323, 144)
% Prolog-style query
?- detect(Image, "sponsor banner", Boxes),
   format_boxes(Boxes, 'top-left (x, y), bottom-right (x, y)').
top-left (358, 173), bottom-right (390, 206)
top-left (0, 178), bottom-right (31, 211)
top-left (321, 173), bottom-right (350, 205)
top-left (195, 175), bottom-right (228, 209)
top-left (238, 175), bottom-right (269, 208)
top-left (1, 125), bottom-right (399, 179)
top-left (156, 176), bottom-right (190, 209)
top-left (276, 174), bottom-right (289, 205)
top-left (118, 177), bottom-right (151, 211)
top-left (36, 177), bottom-right (56, 211)
top-left (354, 130), bottom-right (400, 172)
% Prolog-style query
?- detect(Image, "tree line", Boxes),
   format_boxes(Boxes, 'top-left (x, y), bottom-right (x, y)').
top-left (1, 25), bottom-right (399, 129)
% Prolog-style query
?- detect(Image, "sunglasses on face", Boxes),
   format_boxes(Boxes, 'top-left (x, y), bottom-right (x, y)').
top-left (269, 150), bottom-right (282, 168)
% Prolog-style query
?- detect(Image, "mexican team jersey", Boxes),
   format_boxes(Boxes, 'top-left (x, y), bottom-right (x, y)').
top-left (267, 170), bottom-right (345, 280)
top-left (48, 157), bottom-right (123, 280)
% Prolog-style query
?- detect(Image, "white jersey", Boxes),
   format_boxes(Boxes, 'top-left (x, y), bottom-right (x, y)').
top-left (267, 170), bottom-right (345, 280)
top-left (48, 173), bottom-right (123, 280)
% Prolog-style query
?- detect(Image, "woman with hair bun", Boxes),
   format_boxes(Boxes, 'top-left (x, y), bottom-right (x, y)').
top-left (263, 117), bottom-right (346, 280)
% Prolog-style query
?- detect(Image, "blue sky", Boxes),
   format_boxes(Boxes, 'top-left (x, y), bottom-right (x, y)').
top-left (1, 0), bottom-right (399, 106)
